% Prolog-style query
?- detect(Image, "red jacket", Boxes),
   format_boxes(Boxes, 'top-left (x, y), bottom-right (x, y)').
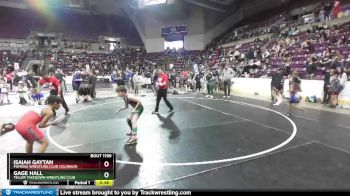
top-left (5, 73), bottom-right (13, 81)
top-left (38, 76), bottom-right (61, 92)
top-left (157, 73), bottom-right (169, 90)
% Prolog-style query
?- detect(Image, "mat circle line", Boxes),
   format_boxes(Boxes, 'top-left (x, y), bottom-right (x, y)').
top-left (47, 97), bottom-right (297, 166)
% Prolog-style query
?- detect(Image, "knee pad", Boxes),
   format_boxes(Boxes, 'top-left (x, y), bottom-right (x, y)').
top-left (127, 119), bottom-right (132, 126)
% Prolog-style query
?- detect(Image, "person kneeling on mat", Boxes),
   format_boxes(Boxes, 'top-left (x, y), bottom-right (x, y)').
top-left (15, 95), bottom-right (62, 153)
top-left (30, 88), bottom-right (44, 106)
top-left (115, 85), bottom-right (143, 145)
top-left (77, 85), bottom-right (92, 103)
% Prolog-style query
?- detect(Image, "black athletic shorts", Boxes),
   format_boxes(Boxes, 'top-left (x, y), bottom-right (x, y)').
top-left (273, 84), bottom-right (283, 91)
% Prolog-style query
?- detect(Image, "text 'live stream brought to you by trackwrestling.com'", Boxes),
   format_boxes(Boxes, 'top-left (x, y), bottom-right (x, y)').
top-left (1, 189), bottom-right (193, 196)
top-left (59, 189), bottom-right (192, 196)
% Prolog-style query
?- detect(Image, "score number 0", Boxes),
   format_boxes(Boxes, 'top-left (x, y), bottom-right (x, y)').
top-left (104, 161), bottom-right (109, 178)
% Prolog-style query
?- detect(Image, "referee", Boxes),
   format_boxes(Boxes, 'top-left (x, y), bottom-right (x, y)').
top-left (152, 68), bottom-right (174, 114)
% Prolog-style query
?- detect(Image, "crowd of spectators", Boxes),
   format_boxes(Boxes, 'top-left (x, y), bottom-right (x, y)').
top-left (2, 0), bottom-right (350, 108)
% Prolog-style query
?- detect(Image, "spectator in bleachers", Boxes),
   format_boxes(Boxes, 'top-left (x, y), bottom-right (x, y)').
top-left (331, 56), bottom-right (342, 69)
top-left (262, 50), bottom-right (271, 61)
top-left (346, 55), bottom-right (350, 67)
top-left (322, 47), bottom-right (333, 59)
top-left (332, 0), bottom-right (342, 19)
top-left (3, 4), bottom-right (348, 109)
top-left (324, 2), bottom-right (333, 21)
top-left (284, 59), bottom-right (291, 77)
top-left (307, 41), bottom-right (315, 54)
top-left (306, 58), bottom-right (317, 79)
top-left (321, 57), bottom-right (332, 68)
top-left (320, 30), bottom-right (329, 42)
top-left (246, 48), bottom-right (255, 60)
top-left (272, 44), bottom-right (281, 56)
top-left (281, 49), bottom-right (291, 62)
top-left (255, 48), bottom-right (262, 60)
top-left (336, 35), bottom-right (347, 46)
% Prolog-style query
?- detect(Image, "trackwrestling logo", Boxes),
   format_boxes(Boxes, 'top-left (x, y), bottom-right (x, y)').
top-left (2, 189), bottom-right (57, 196)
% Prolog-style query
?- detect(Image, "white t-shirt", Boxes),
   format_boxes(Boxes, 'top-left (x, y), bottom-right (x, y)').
top-left (0, 83), bottom-right (8, 93)
top-left (339, 72), bottom-right (348, 86)
top-left (233, 51), bottom-right (240, 57)
top-left (133, 75), bottom-right (142, 85)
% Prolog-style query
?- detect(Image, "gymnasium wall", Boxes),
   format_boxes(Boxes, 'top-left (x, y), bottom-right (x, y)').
top-left (231, 78), bottom-right (350, 106)
top-left (64, 76), bottom-right (350, 106)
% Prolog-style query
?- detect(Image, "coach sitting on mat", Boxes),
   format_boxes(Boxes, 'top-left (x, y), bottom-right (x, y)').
top-left (38, 72), bottom-right (69, 115)
top-left (152, 68), bottom-right (174, 114)
top-left (77, 84), bottom-right (92, 103)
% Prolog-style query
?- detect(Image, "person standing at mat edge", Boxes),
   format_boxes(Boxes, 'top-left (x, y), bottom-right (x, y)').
top-left (115, 86), bottom-right (144, 145)
top-left (221, 63), bottom-right (235, 98)
top-left (38, 72), bottom-right (69, 115)
top-left (152, 68), bottom-right (174, 114)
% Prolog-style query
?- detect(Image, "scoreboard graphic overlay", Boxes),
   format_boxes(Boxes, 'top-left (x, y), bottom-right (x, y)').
top-left (7, 153), bottom-right (115, 186)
